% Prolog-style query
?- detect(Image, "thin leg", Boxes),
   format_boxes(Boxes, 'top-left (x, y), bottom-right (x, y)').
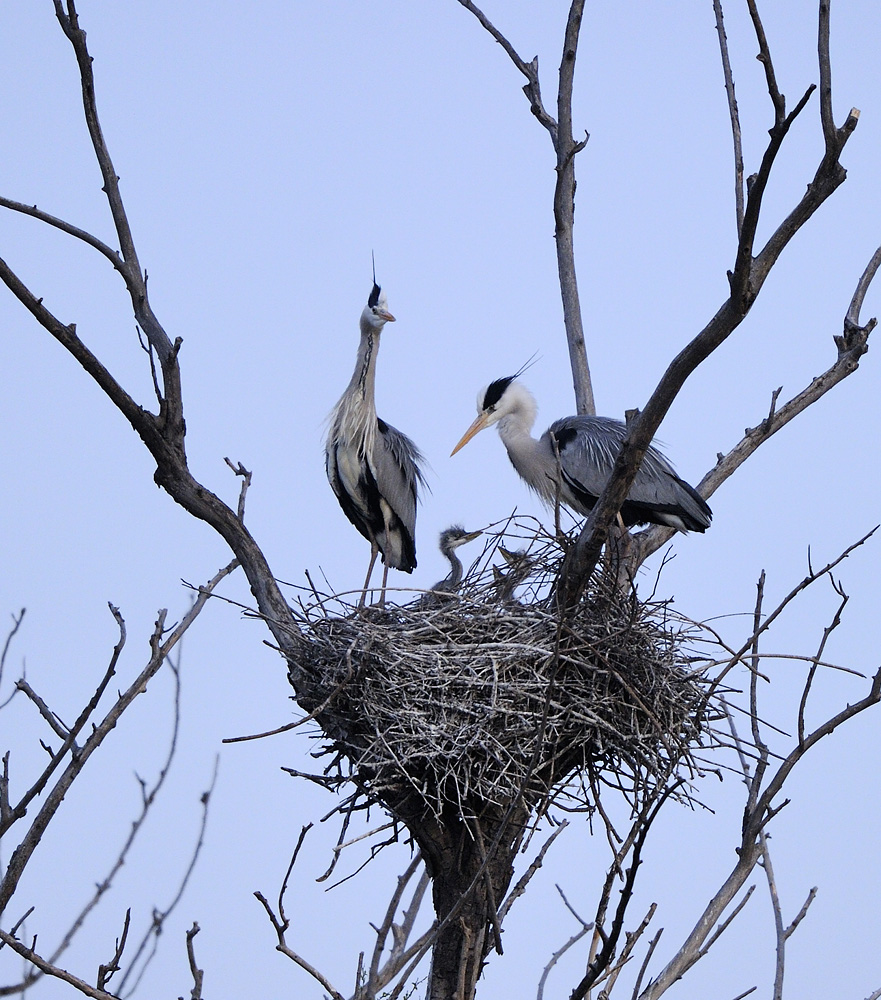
top-left (378, 562), bottom-right (390, 609)
top-left (359, 545), bottom-right (379, 607)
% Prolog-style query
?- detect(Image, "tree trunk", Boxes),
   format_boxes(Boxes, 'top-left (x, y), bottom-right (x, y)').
top-left (408, 802), bottom-right (527, 1000)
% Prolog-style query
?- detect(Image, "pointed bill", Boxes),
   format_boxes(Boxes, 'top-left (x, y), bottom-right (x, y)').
top-left (450, 412), bottom-right (492, 456)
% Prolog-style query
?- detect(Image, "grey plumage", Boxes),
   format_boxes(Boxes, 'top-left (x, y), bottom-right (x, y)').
top-left (492, 544), bottom-right (537, 603)
top-left (451, 377), bottom-right (711, 533)
top-left (326, 282), bottom-right (426, 600)
top-left (419, 525), bottom-right (482, 605)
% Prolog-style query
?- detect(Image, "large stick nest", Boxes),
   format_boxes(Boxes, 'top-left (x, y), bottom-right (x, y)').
top-left (287, 519), bottom-right (719, 822)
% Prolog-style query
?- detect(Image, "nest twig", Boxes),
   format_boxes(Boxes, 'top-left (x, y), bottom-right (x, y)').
top-left (285, 519), bottom-right (720, 824)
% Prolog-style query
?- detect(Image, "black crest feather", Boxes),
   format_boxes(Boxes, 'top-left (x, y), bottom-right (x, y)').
top-left (481, 355), bottom-right (540, 410)
top-left (368, 282), bottom-right (381, 308)
top-left (482, 376), bottom-right (516, 410)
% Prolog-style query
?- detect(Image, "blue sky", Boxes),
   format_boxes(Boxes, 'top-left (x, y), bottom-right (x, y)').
top-left (1, 3), bottom-right (879, 998)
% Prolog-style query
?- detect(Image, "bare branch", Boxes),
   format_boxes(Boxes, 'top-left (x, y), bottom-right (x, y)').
top-left (0, 609), bottom-right (25, 696)
top-left (14, 680), bottom-right (70, 742)
top-left (570, 782), bottom-right (677, 1000)
top-left (632, 276), bottom-right (874, 567)
top-left (797, 579), bottom-right (848, 744)
top-left (553, 1), bottom-right (593, 415)
top-left (630, 927), bottom-right (663, 1000)
top-left (746, 572), bottom-right (769, 818)
top-left (817, 0), bottom-right (836, 145)
top-left (184, 923), bottom-right (204, 1000)
top-left (536, 886), bottom-right (592, 1000)
top-left (96, 909), bottom-right (130, 992)
top-left (713, 531), bottom-right (876, 695)
top-left (597, 903), bottom-right (657, 997)
top-left (254, 879), bottom-right (346, 1000)
top-left (0, 196), bottom-right (124, 274)
top-left (0, 257), bottom-right (158, 441)
top-left (640, 659), bottom-right (881, 1000)
top-left (745, 0), bottom-right (784, 120)
top-left (1, 5), bottom-right (305, 679)
top-left (713, 0), bottom-right (745, 235)
top-left (43, 642), bottom-right (187, 977)
top-left (0, 560), bottom-right (236, 916)
top-left (224, 458), bottom-right (252, 521)
top-left (498, 821), bottom-right (568, 922)
top-left (367, 854), bottom-right (424, 993)
top-left (0, 929), bottom-right (119, 1000)
top-left (785, 886), bottom-right (817, 939)
top-left (759, 827), bottom-right (817, 999)
top-left (455, 0), bottom-right (593, 413)
top-left (1, 603), bottom-right (127, 840)
top-left (116, 757), bottom-right (218, 994)
top-left (846, 243), bottom-right (881, 328)
top-left (749, 667), bottom-right (881, 841)
top-left (454, 0), bottom-right (557, 134)
top-left (560, 16), bottom-right (862, 598)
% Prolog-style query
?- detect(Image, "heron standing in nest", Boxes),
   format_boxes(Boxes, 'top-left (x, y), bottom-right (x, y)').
top-left (326, 279), bottom-right (426, 606)
top-left (451, 376), bottom-right (712, 533)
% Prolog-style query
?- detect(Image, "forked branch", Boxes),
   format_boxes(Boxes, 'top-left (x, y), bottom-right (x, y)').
top-left (638, 561), bottom-right (881, 1000)
top-left (456, 0), bottom-right (594, 413)
top-left (559, 1), bottom-right (866, 602)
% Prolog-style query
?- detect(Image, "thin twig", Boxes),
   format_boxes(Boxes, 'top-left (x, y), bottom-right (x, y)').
top-left (713, 0), bottom-right (745, 235)
top-left (184, 923), bottom-right (204, 1000)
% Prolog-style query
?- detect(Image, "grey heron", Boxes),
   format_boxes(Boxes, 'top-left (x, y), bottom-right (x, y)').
top-left (493, 544), bottom-right (537, 604)
top-left (419, 525), bottom-right (482, 606)
top-left (326, 281), bottom-right (426, 605)
top-left (451, 377), bottom-right (711, 532)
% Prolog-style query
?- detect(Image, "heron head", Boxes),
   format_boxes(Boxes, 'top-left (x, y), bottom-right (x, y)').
top-left (439, 525), bottom-right (483, 554)
top-left (451, 377), bottom-right (535, 455)
top-left (362, 282), bottom-right (396, 330)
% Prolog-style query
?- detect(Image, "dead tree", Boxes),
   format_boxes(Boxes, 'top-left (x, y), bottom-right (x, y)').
top-left (0, 3), bottom-right (878, 999)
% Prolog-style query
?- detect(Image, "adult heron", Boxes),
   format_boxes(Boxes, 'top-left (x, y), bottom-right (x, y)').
top-left (419, 525), bottom-right (482, 606)
top-left (326, 281), bottom-right (426, 605)
top-left (451, 377), bottom-right (711, 532)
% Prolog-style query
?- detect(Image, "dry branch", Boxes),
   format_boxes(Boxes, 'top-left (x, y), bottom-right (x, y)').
top-left (559, 3), bottom-right (864, 601)
top-left (0, 560), bottom-right (235, 919)
top-left (455, 0), bottom-right (593, 414)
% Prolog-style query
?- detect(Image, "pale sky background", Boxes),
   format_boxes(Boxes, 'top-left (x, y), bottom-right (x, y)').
top-left (1, 2), bottom-right (880, 998)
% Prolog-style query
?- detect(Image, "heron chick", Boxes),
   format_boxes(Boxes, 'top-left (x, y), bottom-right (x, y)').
top-left (451, 378), bottom-right (711, 533)
top-left (419, 525), bottom-right (483, 606)
top-left (493, 544), bottom-right (537, 604)
top-left (326, 281), bottom-right (426, 605)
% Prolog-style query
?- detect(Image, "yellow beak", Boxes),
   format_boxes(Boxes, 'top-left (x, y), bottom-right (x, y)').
top-left (450, 412), bottom-right (492, 456)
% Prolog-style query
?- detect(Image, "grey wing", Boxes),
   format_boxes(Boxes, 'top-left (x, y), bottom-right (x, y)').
top-left (549, 415), bottom-right (711, 530)
top-left (370, 417), bottom-right (427, 558)
top-left (547, 416), bottom-right (628, 500)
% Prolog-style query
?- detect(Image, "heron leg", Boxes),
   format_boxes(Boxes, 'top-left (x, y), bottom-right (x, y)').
top-left (359, 545), bottom-right (379, 607)
top-left (378, 562), bottom-right (390, 610)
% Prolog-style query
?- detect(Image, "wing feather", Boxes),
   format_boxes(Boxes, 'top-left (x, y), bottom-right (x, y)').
top-left (545, 416), bottom-right (711, 531)
top-left (367, 418), bottom-right (426, 570)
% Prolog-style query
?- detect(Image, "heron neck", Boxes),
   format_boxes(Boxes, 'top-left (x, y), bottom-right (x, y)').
top-left (348, 325), bottom-right (381, 407)
top-left (496, 410), bottom-right (538, 453)
top-left (496, 414), bottom-right (543, 482)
